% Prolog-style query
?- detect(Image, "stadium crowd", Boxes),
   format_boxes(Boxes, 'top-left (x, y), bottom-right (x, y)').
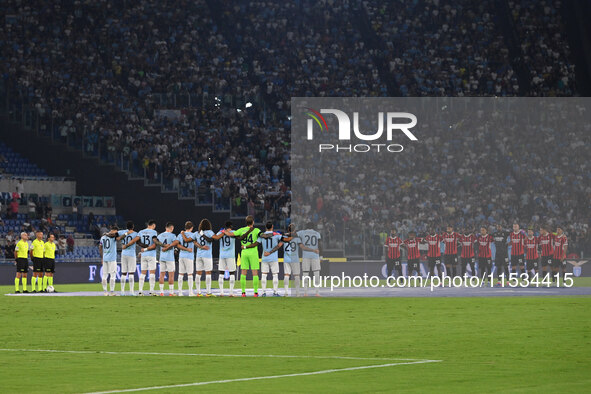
top-left (1, 0), bottom-right (588, 253)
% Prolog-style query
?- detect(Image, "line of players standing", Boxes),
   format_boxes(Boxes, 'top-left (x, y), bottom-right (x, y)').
top-left (99, 216), bottom-right (322, 297)
top-left (384, 223), bottom-right (569, 284)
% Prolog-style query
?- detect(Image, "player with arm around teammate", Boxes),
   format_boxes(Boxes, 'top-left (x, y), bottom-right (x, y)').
top-left (250, 221), bottom-right (283, 297)
top-left (281, 224), bottom-right (301, 297)
top-left (232, 216), bottom-right (258, 297)
top-left (216, 221), bottom-right (237, 297)
top-left (156, 222), bottom-right (178, 296)
top-left (99, 225), bottom-right (120, 296)
top-left (476, 226), bottom-right (494, 284)
top-left (117, 221), bottom-right (138, 295)
top-left (552, 225), bottom-right (568, 283)
top-left (177, 221), bottom-right (196, 296)
top-left (133, 220), bottom-right (158, 295)
top-left (384, 228), bottom-right (404, 279)
top-left (182, 219), bottom-right (216, 297)
top-left (298, 223), bottom-right (322, 297)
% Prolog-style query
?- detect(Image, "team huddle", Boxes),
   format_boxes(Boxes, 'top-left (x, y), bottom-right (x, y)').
top-left (384, 223), bottom-right (569, 284)
top-left (98, 216), bottom-right (322, 297)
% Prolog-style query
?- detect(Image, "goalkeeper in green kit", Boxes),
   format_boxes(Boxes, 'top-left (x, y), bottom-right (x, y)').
top-left (225, 215), bottom-right (259, 297)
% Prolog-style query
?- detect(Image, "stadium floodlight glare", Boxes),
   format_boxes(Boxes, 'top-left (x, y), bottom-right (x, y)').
top-left (245, 102), bottom-right (253, 108)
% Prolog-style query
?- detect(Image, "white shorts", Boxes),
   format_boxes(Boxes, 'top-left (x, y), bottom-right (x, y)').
top-left (284, 261), bottom-right (301, 276)
top-left (261, 261), bottom-right (279, 274)
top-left (218, 257), bottom-right (236, 272)
top-left (159, 260), bottom-right (175, 273)
top-left (102, 261), bottom-right (117, 275)
top-left (179, 258), bottom-right (194, 274)
top-left (195, 257), bottom-right (213, 272)
top-left (302, 257), bottom-right (321, 272)
top-left (121, 255), bottom-right (137, 273)
top-left (140, 255), bottom-right (157, 271)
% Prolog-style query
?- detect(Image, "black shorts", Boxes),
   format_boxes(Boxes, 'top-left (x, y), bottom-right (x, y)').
top-left (551, 258), bottom-right (565, 268)
top-left (407, 259), bottom-right (420, 272)
top-left (461, 257), bottom-right (475, 265)
top-left (495, 254), bottom-right (508, 266)
top-left (385, 258), bottom-right (401, 275)
top-left (511, 255), bottom-right (524, 267)
top-left (32, 257), bottom-right (44, 272)
top-left (478, 257), bottom-right (492, 267)
top-left (386, 257), bottom-right (401, 267)
top-left (541, 256), bottom-right (553, 267)
top-left (43, 258), bottom-right (55, 273)
top-left (526, 259), bottom-right (539, 270)
top-left (427, 257), bottom-right (441, 266)
top-left (443, 255), bottom-right (457, 266)
top-left (16, 258), bottom-right (29, 273)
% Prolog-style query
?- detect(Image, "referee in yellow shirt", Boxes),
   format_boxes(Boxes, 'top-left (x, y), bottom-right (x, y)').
top-left (31, 231), bottom-right (45, 293)
top-left (14, 232), bottom-right (30, 293)
top-left (43, 234), bottom-right (57, 292)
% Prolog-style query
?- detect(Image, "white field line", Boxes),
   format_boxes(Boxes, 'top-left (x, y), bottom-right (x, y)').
top-left (0, 348), bottom-right (421, 361)
top-left (85, 359), bottom-right (442, 393)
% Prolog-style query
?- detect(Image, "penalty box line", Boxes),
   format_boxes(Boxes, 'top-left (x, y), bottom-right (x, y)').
top-left (85, 359), bottom-right (443, 394)
top-left (0, 348), bottom-right (423, 361)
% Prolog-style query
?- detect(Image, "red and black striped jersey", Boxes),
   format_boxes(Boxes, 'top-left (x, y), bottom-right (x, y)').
top-left (459, 234), bottom-right (477, 258)
top-left (552, 235), bottom-right (568, 260)
top-left (440, 232), bottom-right (460, 255)
top-left (538, 233), bottom-right (554, 256)
top-left (477, 234), bottom-right (493, 258)
top-left (509, 231), bottom-right (526, 256)
top-left (524, 236), bottom-right (539, 260)
top-left (385, 236), bottom-right (403, 259)
top-left (424, 234), bottom-right (442, 257)
top-left (403, 238), bottom-right (422, 260)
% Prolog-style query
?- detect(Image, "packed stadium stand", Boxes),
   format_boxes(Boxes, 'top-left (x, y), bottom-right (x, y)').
top-left (1, 0), bottom-right (589, 258)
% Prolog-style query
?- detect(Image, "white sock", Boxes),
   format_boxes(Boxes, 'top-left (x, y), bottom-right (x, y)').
top-left (168, 282), bottom-right (174, 292)
top-left (303, 272), bottom-right (309, 295)
top-left (102, 276), bottom-right (108, 292)
top-left (188, 275), bottom-right (193, 293)
top-left (178, 276), bottom-right (184, 293)
top-left (149, 274), bottom-right (155, 292)
top-left (272, 273), bottom-right (278, 292)
top-left (120, 274), bottom-right (127, 292)
top-left (196, 274), bottom-right (202, 294)
top-left (218, 275), bottom-right (224, 295)
top-left (313, 271), bottom-right (320, 295)
top-left (159, 283), bottom-right (164, 293)
top-left (295, 275), bottom-right (301, 296)
top-left (109, 276), bottom-right (116, 292)
top-left (229, 274), bottom-right (235, 293)
top-left (138, 274), bottom-right (145, 292)
top-left (128, 274), bottom-right (134, 292)
top-left (205, 274), bottom-right (212, 294)
top-left (261, 274), bottom-right (267, 292)
top-left (284, 275), bottom-right (290, 293)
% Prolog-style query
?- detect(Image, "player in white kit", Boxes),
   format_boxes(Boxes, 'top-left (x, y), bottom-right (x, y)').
top-left (282, 224), bottom-right (301, 296)
top-left (249, 221), bottom-right (283, 297)
top-left (127, 220), bottom-right (158, 295)
top-left (117, 221), bottom-right (138, 295)
top-left (99, 225), bottom-right (120, 296)
top-left (177, 221), bottom-right (196, 296)
top-left (217, 221), bottom-right (237, 296)
top-left (298, 223), bottom-right (322, 297)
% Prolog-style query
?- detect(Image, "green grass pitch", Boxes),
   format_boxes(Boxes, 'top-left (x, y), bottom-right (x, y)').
top-left (1, 284), bottom-right (590, 393)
